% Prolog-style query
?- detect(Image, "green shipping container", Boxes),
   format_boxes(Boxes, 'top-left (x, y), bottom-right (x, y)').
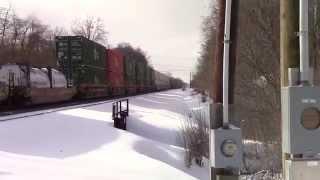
top-left (135, 59), bottom-right (148, 86)
top-left (150, 67), bottom-right (155, 87)
top-left (124, 56), bottom-right (137, 86)
top-left (56, 36), bottom-right (107, 87)
top-left (145, 66), bottom-right (155, 87)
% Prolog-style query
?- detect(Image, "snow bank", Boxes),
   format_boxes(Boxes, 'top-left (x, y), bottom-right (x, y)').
top-left (0, 89), bottom-right (208, 180)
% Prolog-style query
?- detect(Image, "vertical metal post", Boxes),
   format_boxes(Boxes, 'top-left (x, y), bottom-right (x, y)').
top-left (190, 72), bottom-right (192, 88)
top-left (116, 103), bottom-right (118, 118)
top-left (223, 0), bottom-right (232, 128)
top-left (127, 99), bottom-right (129, 115)
top-left (299, 0), bottom-right (310, 84)
top-left (48, 67), bottom-right (53, 88)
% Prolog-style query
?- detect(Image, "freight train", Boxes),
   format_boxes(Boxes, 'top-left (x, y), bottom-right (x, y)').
top-left (0, 36), bottom-right (184, 106)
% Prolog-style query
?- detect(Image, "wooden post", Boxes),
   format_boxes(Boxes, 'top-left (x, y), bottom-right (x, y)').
top-left (280, 0), bottom-right (300, 87)
top-left (228, 0), bottom-right (239, 105)
top-left (211, 0), bottom-right (225, 178)
top-left (280, 0), bottom-right (299, 179)
top-left (212, 0), bottom-right (225, 105)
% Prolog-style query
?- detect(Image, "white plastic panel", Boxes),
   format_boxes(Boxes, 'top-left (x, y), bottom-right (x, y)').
top-left (285, 160), bottom-right (320, 180)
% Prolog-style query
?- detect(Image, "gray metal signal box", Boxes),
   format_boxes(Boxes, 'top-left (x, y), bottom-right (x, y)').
top-left (211, 127), bottom-right (242, 169)
top-left (282, 86), bottom-right (320, 154)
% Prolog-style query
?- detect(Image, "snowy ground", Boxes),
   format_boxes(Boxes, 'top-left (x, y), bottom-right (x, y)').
top-left (0, 89), bottom-right (209, 180)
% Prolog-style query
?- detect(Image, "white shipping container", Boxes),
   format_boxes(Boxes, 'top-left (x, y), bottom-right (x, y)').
top-left (154, 71), bottom-right (170, 90)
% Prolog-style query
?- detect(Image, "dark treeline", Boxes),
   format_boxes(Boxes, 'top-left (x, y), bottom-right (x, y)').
top-left (0, 7), bottom-right (60, 67)
top-left (192, 0), bottom-right (320, 172)
top-left (0, 7), bottom-right (149, 68)
top-left (116, 43), bottom-right (149, 64)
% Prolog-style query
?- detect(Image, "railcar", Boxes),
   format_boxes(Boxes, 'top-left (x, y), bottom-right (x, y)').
top-left (123, 54), bottom-right (137, 95)
top-left (154, 71), bottom-right (171, 91)
top-left (56, 36), bottom-right (108, 99)
top-left (107, 49), bottom-right (125, 96)
top-left (0, 64), bottom-right (75, 105)
top-left (0, 36), bottom-right (184, 107)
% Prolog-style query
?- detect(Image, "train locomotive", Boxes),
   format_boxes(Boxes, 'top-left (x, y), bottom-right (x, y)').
top-left (0, 36), bottom-right (184, 106)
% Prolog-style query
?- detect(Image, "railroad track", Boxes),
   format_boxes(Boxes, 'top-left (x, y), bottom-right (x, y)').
top-left (0, 90), bottom-right (165, 122)
top-left (0, 99), bottom-right (115, 122)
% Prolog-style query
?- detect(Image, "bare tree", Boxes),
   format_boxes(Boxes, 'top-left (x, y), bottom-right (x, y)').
top-left (71, 16), bottom-right (108, 45)
top-left (0, 6), bottom-right (12, 47)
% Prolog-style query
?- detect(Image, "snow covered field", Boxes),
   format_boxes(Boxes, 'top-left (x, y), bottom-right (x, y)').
top-left (0, 89), bottom-right (208, 180)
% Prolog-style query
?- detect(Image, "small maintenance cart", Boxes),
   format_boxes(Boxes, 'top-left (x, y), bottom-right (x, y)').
top-left (112, 99), bottom-right (129, 130)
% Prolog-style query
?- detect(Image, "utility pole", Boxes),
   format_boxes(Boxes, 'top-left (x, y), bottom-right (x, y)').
top-left (211, 0), bottom-right (225, 176)
top-left (280, 1), bottom-right (300, 178)
top-left (212, 0), bottom-right (225, 106)
top-left (190, 72), bottom-right (192, 88)
top-left (281, 0), bottom-right (320, 179)
top-left (280, 0), bottom-right (300, 87)
top-left (210, 0), bottom-right (241, 179)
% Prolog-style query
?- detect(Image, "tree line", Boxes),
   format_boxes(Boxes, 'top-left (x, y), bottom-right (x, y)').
top-left (192, 0), bottom-right (320, 172)
top-left (0, 6), bottom-right (148, 68)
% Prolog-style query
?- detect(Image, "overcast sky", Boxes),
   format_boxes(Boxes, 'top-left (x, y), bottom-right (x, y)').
top-left (1, 0), bottom-right (211, 82)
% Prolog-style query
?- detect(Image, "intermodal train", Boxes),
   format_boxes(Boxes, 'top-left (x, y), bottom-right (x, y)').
top-left (0, 36), bottom-right (184, 106)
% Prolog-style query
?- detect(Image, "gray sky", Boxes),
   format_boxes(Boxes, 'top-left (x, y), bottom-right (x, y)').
top-left (1, 0), bottom-right (211, 82)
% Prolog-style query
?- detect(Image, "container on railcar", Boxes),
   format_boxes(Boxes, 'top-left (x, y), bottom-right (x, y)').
top-left (107, 49), bottom-right (125, 96)
top-left (56, 36), bottom-right (108, 98)
top-left (154, 71), bottom-right (171, 91)
top-left (123, 55), bottom-right (137, 95)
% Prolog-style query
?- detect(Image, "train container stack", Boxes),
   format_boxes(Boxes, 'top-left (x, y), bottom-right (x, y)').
top-left (135, 58), bottom-right (148, 93)
top-left (0, 35), bottom-right (184, 108)
top-left (145, 67), bottom-right (155, 92)
top-left (107, 49), bottom-right (125, 96)
top-left (56, 36), bottom-right (108, 98)
top-left (155, 71), bottom-right (171, 91)
top-left (123, 55), bottom-right (137, 95)
top-left (170, 78), bottom-right (185, 89)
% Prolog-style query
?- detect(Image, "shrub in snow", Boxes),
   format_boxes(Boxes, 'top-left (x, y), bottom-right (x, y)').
top-left (180, 109), bottom-right (209, 168)
top-left (241, 170), bottom-right (282, 180)
top-left (242, 140), bottom-right (282, 176)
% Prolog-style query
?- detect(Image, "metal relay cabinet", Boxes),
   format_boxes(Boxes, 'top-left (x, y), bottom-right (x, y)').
top-left (282, 86), bottom-right (320, 154)
top-left (210, 127), bottom-right (242, 169)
